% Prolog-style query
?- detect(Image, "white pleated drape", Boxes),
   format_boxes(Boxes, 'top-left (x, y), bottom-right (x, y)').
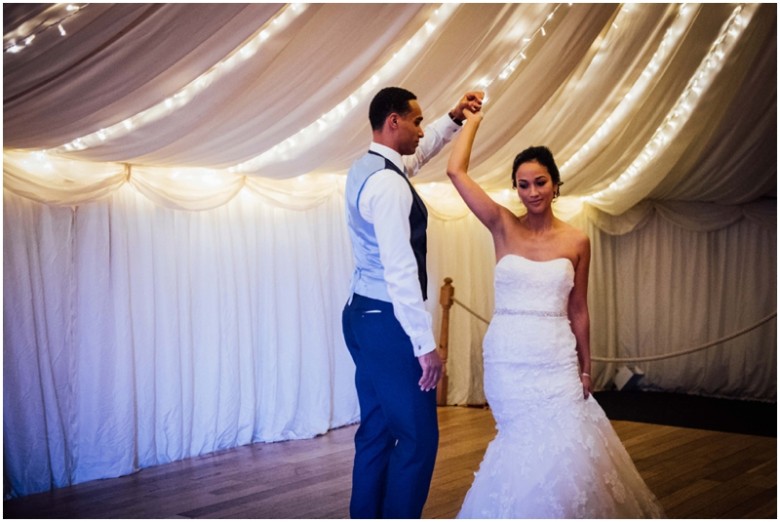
top-left (3, 185), bottom-right (360, 497)
top-left (4, 2), bottom-right (775, 499)
top-left (585, 202), bottom-right (776, 394)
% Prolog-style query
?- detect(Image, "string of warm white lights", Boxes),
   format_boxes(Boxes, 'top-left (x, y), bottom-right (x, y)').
top-left (4, 3), bottom-right (87, 53)
top-left (229, 2), bottom-right (568, 174)
top-left (44, 3), bottom-right (565, 174)
top-left (417, 3), bottom-right (572, 216)
top-left (475, 3), bottom-right (565, 97)
top-left (50, 4), bottom-right (308, 154)
top-left (228, 3), bottom-right (459, 174)
top-left (583, 3), bottom-right (756, 205)
top-left (560, 3), bottom-right (699, 176)
top-left (15, 2), bottom-right (570, 209)
top-left (15, 2), bottom-right (757, 215)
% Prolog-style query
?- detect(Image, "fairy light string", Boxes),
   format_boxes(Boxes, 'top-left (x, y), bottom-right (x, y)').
top-left (560, 3), bottom-right (699, 176)
top-left (4, 3), bottom-right (86, 54)
top-left (227, 3), bottom-right (459, 174)
top-left (476, 3), bottom-right (565, 97)
top-left (417, 3), bottom-right (573, 217)
top-left (6, 3), bottom-right (759, 214)
top-left (11, 2), bottom-right (571, 213)
top-left (51, 4), bottom-right (308, 153)
top-left (583, 3), bottom-right (756, 206)
top-left (229, 3), bottom-right (567, 174)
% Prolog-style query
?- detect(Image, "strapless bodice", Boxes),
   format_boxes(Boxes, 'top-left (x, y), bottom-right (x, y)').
top-left (493, 254), bottom-right (574, 316)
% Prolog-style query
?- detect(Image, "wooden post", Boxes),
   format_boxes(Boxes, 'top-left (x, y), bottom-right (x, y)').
top-left (437, 278), bottom-right (454, 406)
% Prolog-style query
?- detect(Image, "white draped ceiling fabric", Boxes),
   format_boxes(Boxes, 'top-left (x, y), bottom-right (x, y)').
top-left (3, 3), bottom-right (776, 498)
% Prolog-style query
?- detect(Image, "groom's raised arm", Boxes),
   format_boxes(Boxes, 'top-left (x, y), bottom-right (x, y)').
top-left (404, 91), bottom-right (484, 177)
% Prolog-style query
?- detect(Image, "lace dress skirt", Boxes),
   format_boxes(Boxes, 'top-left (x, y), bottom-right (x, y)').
top-left (457, 310), bottom-right (664, 519)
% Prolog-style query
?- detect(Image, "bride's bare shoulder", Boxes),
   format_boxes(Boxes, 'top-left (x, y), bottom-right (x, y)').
top-left (556, 219), bottom-right (590, 250)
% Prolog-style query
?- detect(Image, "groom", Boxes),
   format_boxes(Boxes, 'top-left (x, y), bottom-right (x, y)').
top-left (342, 87), bottom-right (482, 518)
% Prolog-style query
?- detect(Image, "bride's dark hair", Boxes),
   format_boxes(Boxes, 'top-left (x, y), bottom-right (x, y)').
top-left (511, 146), bottom-right (563, 196)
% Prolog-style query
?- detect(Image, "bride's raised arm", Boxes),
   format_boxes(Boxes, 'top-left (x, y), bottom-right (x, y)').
top-left (446, 109), bottom-right (506, 233)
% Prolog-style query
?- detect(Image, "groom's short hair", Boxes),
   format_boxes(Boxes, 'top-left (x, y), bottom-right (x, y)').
top-left (369, 87), bottom-right (417, 131)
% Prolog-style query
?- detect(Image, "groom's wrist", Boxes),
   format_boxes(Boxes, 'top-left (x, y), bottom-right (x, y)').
top-left (412, 332), bottom-right (437, 356)
top-left (448, 110), bottom-right (464, 126)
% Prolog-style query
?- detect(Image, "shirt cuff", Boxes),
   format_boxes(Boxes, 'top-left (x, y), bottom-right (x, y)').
top-left (448, 111), bottom-right (464, 126)
top-left (442, 113), bottom-right (464, 133)
top-left (411, 330), bottom-right (437, 357)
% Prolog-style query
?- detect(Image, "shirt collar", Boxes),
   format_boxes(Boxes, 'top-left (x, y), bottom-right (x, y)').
top-left (369, 142), bottom-right (405, 175)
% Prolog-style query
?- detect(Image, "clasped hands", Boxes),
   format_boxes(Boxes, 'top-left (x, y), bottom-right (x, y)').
top-left (449, 91), bottom-right (485, 124)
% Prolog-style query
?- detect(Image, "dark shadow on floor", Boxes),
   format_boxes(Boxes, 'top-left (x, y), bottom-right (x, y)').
top-left (593, 390), bottom-right (776, 437)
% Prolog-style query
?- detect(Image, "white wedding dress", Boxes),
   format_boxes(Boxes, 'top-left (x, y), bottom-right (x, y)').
top-left (458, 255), bottom-right (664, 519)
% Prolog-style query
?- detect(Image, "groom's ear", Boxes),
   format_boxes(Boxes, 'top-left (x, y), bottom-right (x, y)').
top-left (387, 113), bottom-right (399, 129)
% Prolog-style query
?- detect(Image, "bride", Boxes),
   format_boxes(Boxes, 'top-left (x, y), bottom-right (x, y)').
top-left (446, 104), bottom-right (664, 518)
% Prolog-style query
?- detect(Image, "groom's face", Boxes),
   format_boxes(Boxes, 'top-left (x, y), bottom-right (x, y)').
top-left (395, 100), bottom-right (424, 156)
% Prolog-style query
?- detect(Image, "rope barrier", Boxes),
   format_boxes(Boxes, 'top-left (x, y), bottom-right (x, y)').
top-left (452, 298), bottom-right (491, 325)
top-left (451, 298), bottom-right (776, 363)
top-left (591, 312), bottom-right (776, 363)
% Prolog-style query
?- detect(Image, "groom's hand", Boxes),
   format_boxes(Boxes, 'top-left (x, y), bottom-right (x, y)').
top-left (418, 350), bottom-right (443, 392)
top-left (449, 91), bottom-right (484, 123)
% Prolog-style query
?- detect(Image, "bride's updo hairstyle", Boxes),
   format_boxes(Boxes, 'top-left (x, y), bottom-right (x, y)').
top-left (511, 146), bottom-right (563, 197)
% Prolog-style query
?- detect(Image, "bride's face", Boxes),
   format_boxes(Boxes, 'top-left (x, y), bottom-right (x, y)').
top-left (515, 160), bottom-right (556, 212)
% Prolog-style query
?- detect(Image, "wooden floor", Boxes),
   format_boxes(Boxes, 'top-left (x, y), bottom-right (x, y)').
top-left (4, 406), bottom-right (776, 519)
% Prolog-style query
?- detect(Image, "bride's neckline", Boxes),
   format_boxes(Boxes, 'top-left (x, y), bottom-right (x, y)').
top-left (497, 253), bottom-right (574, 269)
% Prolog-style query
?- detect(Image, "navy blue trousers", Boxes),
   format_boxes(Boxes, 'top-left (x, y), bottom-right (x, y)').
top-left (342, 294), bottom-right (439, 519)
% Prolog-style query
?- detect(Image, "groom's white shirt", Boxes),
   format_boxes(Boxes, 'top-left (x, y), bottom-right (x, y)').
top-left (357, 113), bottom-right (461, 356)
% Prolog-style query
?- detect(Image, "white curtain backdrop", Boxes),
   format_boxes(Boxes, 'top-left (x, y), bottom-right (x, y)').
top-left (4, 185), bottom-right (360, 497)
top-left (586, 202), bottom-right (776, 399)
top-left (4, 3), bottom-right (776, 498)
